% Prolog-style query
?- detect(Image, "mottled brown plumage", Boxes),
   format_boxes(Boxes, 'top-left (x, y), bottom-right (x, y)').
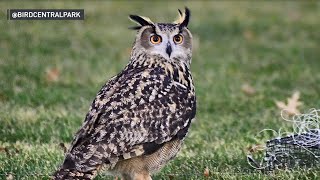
top-left (53, 7), bottom-right (196, 180)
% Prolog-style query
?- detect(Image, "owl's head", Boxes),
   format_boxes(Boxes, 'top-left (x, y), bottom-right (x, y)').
top-left (129, 8), bottom-right (192, 65)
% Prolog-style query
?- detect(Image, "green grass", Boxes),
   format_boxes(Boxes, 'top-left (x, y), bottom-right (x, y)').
top-left (1, 1), bottom-right (320, 179)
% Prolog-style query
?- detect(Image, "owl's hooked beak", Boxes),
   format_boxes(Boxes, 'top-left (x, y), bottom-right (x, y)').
top-left (166, 42), bottom-right (172, 57)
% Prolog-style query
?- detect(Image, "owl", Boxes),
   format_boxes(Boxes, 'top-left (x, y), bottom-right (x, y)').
top-left (53, 7), bottom-right (196, 180)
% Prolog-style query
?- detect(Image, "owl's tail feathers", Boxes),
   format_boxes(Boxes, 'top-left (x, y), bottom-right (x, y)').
top-left (51, 168), bottom-right (97, 180)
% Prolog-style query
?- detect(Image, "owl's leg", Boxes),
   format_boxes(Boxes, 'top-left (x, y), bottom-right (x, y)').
top-left (122, 171), bottom-right (152, 180)
top-left (133, 173), bottom-right (152, 180)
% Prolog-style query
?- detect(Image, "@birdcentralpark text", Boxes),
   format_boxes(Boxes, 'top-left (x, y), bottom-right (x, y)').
top-left (8, 9), bottom-right (84, 20)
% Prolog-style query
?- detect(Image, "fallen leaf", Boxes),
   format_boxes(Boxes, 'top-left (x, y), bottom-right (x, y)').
top-left (167, 174), bottom-right (175, 180)
top-left (0, 93), bottom-right (7, 101)
top-left (0, 146), bottom-right (5, 151)
top-left (59, 143), bottom-right (67, 153)
top-left (241, 83), bottom-right (256, 96)
top-left (2, 146), bottom-right (20, 157)
top-left (0, 146), bottom-right (10, 156)
top-left (0, 146), bottom-right (6, 152)
top-left (275, 91), bottom-right (302, 116)
top-left (46, 67), bottom-right (60, 83)
top-left (204, 167), bottom-right (209, 177)
top-left (288, 11), bottom-right (301, 22)
top-left (246, 144), bottom-right (265, 154)
top-left (243, 30), bottom-right (254, 41)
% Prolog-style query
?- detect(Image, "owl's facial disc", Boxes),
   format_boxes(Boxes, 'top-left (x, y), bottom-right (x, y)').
top-left (148, 33), bottom-right (176, 60)
top-left (137, 23), bottom-right (192, 63)
top-left (130, 8), bottom-right (192, 63)
top-left (140, 31), bottom-right (189, 60)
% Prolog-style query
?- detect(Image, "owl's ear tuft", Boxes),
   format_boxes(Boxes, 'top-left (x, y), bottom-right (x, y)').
top-left (178, 9), bottom-right (183, 16)
top-left (175, 7), bottom-right (190, 29)
top-left (129, 15), bottom-right (154, 30)
top-left (174, 9), bottom-right (183, 24)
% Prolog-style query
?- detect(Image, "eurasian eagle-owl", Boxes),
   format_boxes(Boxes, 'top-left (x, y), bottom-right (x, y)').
top-left (53, 7), bottom-right (196, 180)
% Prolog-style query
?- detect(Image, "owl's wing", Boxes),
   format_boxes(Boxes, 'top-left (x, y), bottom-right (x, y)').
top-left (63, 65), bottom-right (196, 172)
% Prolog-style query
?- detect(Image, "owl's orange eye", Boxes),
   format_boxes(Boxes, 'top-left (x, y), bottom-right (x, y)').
top-left (150, 35), bottom-right (162, 44)
top-left (173, 34), bottom-right (183, 44)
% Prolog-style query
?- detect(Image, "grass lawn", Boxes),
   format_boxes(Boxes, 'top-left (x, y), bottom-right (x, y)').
top-left (1, 1), bottom-right (320, 179)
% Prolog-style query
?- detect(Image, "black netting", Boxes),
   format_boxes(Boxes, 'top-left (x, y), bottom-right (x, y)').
top-left (263, 132), bottom-right (320, 171)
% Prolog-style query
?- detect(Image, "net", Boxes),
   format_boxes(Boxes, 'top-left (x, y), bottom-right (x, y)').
top-left (248, 109), bottom-right (320, 171)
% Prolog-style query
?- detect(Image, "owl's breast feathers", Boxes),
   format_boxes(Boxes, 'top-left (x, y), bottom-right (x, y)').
top-left (62, 56), bottom-right (196, 172)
